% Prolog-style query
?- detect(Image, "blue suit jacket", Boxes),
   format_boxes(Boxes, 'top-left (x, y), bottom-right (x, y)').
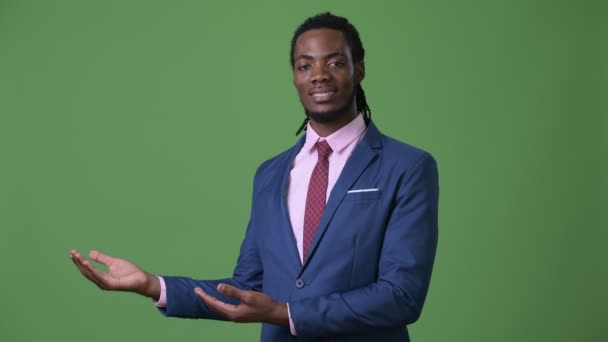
top-left (160, 121), bottom-right (439, 341)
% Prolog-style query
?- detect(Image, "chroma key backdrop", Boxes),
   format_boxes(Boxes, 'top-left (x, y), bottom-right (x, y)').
top-left (0, 1), bottom-right (606, 341)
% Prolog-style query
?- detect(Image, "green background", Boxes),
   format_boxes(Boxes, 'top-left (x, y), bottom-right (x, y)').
top-left (1, 0), bottom-right (606, 341)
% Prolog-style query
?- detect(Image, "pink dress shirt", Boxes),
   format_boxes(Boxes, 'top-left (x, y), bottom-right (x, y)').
top-left (156, 114), bottom-right (367, 335)
top-left (286, 114), bottom-right (367, 264)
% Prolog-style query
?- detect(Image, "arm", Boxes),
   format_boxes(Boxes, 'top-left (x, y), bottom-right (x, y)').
top-left (70, 208), bottom-right (267, 321)
top-left (289, 153), bottom-right (439, 336)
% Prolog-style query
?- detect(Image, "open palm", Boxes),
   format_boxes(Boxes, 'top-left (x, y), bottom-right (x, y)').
top-left (70, 249), bottom-right (152, 295)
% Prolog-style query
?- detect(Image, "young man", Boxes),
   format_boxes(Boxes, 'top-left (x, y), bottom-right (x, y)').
top-left (71, 12), bottom-right (439, 341)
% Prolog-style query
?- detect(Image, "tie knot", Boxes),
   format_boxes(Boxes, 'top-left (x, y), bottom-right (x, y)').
top-left (315, 140), bottom-right (332, 160)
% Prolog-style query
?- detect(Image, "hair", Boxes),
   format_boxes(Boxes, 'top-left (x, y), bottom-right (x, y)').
top-left (290, 12), bottom-right (372, 135)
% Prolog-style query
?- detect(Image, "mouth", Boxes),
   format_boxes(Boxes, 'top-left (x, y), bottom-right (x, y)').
top-left (309, 89), bottom-right (337, 103)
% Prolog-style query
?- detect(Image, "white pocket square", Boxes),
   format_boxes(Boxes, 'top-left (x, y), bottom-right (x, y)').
top-left (347, 188), bottom-right (379, 193)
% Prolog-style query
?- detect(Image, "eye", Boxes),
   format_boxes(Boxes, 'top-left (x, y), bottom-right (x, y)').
top-left (297, 64), bottom-right (311, 71)
top-left (329, 61), bottom-right (345, 68)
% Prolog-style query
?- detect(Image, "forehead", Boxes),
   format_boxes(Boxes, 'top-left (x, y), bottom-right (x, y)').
top-left (293, 28), bottom-right (350, 57)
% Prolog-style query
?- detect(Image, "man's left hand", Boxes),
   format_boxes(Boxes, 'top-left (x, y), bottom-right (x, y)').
top-left (194, 284), bottom-right (289, 326)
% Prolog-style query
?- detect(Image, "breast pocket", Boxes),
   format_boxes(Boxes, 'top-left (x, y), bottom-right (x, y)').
top-left (343, 188), bottom-right (382, 202)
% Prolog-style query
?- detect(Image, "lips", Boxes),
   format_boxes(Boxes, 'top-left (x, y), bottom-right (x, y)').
top-left (309, 88), bottom-right (337, 103)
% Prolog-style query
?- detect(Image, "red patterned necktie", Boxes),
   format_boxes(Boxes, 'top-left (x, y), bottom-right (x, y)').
top-left (303, 140), bottom-right (333, 259)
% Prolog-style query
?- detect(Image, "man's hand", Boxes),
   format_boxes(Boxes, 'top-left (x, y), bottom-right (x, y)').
top-left (194, 284), bottom-right (289, 326)
top-left (69, 249), bottom-right (160, 300)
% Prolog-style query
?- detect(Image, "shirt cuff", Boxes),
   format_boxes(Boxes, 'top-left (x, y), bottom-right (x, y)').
top-left (153, 276), bottom-right (167, 307)
top-left (287, 302), bottom-right (297, 336)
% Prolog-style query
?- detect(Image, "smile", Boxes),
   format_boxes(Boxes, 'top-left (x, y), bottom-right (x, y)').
top-left (310, 91), bottom-right (336, 102)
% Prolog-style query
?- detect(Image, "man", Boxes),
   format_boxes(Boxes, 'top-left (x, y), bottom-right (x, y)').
top-left (70, 12), bottom-right (439, 341)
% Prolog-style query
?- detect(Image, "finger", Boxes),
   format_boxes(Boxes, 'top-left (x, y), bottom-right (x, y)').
top-left (70, 250), bottom-right (86, 262)
top-left (72, 253), bottom-right (103, 287)
top-left (89, 250), bottom-right (114, 266)
top-left (81, 259), bottom-right (113, 290)
top-left (71, 251), bottom-right (89, 270)
top-left (71, 252), bottom-right (91, 278)
top-left (194, 287), bottom-right (238, 318)
top-left (72, 252), bottom-right (111, 290)
top-left (217, 283), bottom-right (249, 303)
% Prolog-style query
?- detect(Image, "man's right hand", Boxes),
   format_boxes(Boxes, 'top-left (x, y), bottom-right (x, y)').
top-left (69, 249), bottom-right (161, 300)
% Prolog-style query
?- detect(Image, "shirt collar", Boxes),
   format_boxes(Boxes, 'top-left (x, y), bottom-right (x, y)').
top-left (303, 114), bottom-right (366, 154)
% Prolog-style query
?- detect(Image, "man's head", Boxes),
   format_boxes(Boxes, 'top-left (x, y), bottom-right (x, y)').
top-left (290, 13), bottom-right (371, 134)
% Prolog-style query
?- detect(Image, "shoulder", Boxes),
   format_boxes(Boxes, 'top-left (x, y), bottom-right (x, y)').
top-left (380, 134), bottom-right (436, 170)
top-left (375, 131), bottom-right (439, 195)
top-left (367, 121), bottom-right (437, 174)
top-left (251, 141), bottom-right (302, 192)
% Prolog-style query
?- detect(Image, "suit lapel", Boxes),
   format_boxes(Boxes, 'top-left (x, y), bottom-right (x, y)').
top-left (300, 122), bottom-right (383, 271)
top-left (277, 137), bottom-right (306, 269)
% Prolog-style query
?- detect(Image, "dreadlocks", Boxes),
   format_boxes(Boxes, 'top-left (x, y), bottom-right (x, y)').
top-left (290, 12), bottom-right (372, 135)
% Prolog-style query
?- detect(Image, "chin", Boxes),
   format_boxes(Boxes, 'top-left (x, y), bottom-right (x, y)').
top-left (304, 103), bottom-right (353, 123)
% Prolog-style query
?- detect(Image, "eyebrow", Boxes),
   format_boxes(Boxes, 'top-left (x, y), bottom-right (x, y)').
top-left (295, 52), bottom-right (347, 62)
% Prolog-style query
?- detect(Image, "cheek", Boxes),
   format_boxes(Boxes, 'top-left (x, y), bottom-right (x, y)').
top-left (293, 81), bottom-right (307, 96)
top-left (341, 75), bottom-right (357, 92)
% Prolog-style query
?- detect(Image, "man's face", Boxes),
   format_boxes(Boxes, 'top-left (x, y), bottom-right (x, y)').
top-left (292, 28), bottom-right (364, 123)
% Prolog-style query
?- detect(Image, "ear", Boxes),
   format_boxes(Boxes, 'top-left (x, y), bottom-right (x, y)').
top-left (355, 61), bottom-right (365, 84)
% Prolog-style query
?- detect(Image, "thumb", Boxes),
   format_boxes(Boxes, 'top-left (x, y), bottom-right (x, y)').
top-left (89, 250), bottom-right (114, 266)
top-left (217, 284), bottom-right (246, 302)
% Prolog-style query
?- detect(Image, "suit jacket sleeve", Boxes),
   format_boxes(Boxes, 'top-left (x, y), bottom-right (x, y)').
top-left (289, 153), bottom-right (439, 337)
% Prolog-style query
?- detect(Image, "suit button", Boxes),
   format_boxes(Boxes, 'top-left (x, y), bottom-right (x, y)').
top-left (295, 279), bottom-right (304, 288)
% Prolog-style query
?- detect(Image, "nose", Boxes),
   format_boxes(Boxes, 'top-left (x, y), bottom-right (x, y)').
top-left (311, 63), bottom-right (330, 84)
